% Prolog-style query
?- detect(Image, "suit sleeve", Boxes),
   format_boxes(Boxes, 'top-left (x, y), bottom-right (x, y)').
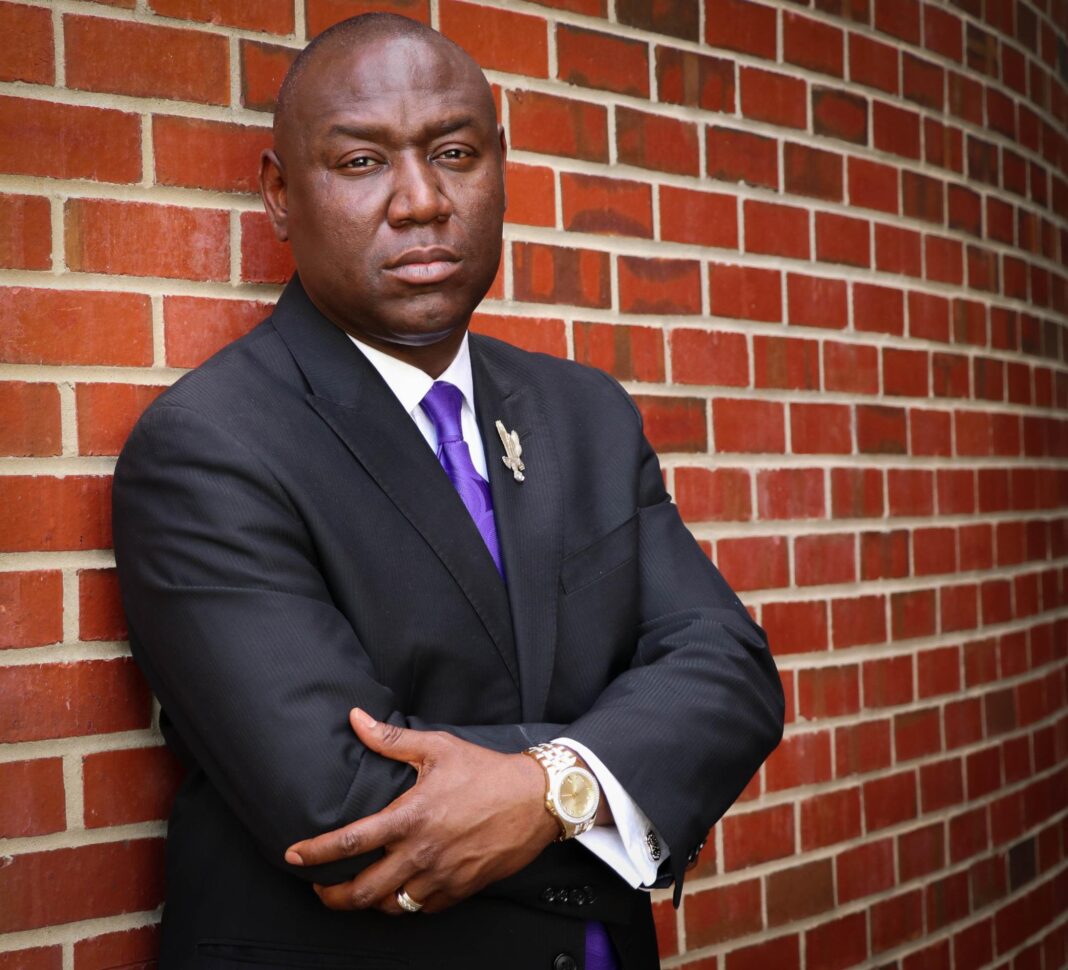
top-left (112, 403), bottom-right (564, 887)
top-left (560, 377), bottom-right (785, 900)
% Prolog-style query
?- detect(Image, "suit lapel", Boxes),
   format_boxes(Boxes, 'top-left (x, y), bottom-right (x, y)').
top-left (472, 337), bottom-right (563, 721)
top-left (270, 278), bottom-right (520, 692)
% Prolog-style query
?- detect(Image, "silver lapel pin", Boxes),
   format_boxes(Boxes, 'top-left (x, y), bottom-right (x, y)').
top-left (495, 420), bottom-right (526, 482)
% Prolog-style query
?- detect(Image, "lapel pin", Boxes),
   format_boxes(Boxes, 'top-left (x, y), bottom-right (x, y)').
top-left (495, 420), bottom-right (526, 482)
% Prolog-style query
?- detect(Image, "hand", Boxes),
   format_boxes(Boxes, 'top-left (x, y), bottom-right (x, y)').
top-left (284, 708), bottom-right (560, 914)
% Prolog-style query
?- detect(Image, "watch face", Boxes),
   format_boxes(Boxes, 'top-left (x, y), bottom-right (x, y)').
top-left (557, 768), bottom-right (598, 822)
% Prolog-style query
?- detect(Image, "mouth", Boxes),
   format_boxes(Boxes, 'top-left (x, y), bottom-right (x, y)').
top-left (384, 247), bottom-right (461, 286)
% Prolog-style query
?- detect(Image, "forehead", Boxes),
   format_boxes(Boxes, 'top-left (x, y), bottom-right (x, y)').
top-left (293, 36), bottom-right (495, 140)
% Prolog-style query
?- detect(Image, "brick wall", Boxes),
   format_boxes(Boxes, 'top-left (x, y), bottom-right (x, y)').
top-left (0, 0), bottom-right (1066, 967)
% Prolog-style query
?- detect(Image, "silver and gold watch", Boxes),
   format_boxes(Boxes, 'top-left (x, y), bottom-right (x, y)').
top-left (524, 743), bottom-right (600, 840)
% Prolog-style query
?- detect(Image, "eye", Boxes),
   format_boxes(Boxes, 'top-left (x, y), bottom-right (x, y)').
top-left (340, 154), bottom-right (380, 171)
top-left (434, 146), bottom-right (474, 164)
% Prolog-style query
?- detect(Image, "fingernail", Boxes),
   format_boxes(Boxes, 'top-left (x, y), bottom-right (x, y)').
top-left (353, 707), bottom-right (377, 729)
top-left (285, 850), bottom-right (304, 866)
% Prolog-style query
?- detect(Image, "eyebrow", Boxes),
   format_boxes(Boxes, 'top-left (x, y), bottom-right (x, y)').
top-left (326, 116), bottom-right (479, 142)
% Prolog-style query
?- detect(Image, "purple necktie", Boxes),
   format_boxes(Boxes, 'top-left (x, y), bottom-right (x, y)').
top-left (421, 382), bottom-right (618, 970)
top-left (420, 381), bottom-right (504, 577)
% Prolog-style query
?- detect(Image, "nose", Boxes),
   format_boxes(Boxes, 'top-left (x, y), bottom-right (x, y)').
top-left (386, 154), bottom-right (453, 226)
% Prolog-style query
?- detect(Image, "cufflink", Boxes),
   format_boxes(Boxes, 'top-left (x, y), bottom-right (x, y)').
top-left (645, 829), bottom-right (662, 862)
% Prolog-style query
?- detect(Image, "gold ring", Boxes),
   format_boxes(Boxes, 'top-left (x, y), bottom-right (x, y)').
top-left (395, 888), bottom-right (423, 913)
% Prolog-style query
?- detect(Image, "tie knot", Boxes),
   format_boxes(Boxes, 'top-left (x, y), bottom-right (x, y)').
top-left (421, 381), bottom-right (465, 444)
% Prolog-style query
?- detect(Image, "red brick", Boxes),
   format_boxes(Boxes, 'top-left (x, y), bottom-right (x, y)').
top-left (0, 96), bottom-right (141, 183)
top-left (561, 173), bottom-right (651, 239)
top-left (849, 32), bottom-right (898, 93)
top-left (573, 322), bottom-right (663, 382)
top-left (784, 12), bottom-right (844, 76)
top-left (714, 399), bottom-right (784, 453)
top-left (835, 718), bottom-right (891, 777)
top-left (79, 568), bottom-right (126, 642)
top-left (0, 572), bottom-right (62, 650)
top-left (0, 759), bottom-right (65, 838)
top-left (913, 528), bottom-right (955, 576)
top-left (632, 395), bottom-right (706, 452)
top-left (882, 348), bottom-right (928, 396)
top-left (898, 821), bottom-right (946, 881)
top-left (740, 67), bottom-right (807, 129)
top-left (66, 199), bottom-right (228, 282)
top-left (838, 837), bottom-right (894, 901)
top-left (926, 233), bottom-right (964, 284)
top-left (0, 3), bottom-right (53, 84)
top-left (513, 243), bottom-right (609, 308)
top-left (754, 336), bottom-right (818, 391)
top-left (784, 142), bottom-right (843, 202)
top-left (556, 24), bottom-right (647, 97)
top-left (828, 593), bottom-right (888, 649)
top-left (675, 467), bottom-right (751, 523)
top-left (672, 328), bottom-right (747, 387)
top-left (805, 911), bottom-right (868, 970)
top-left (470, 314), bottom-right (566, 358)
top-left (656, 46), bottom-right (734, 112)
top-left (924, 4), bottom-right (963, 61)
top-left (959, 524), bottom-right (993, 570)
top-left (0, 948), bottom-right (61, 970)
top-left (848, 157), bottom-right (898, 213)
top-left (859, 528), bottom-right (908, 580)
top-left (508, 90), bottom-right (607, 162)
top-left (149, 0), bottom-right (293, 32)
top-left (801, 787), bottom-right (861, 850)
top-left (0, 193), bottom-right (50, 272)
top-left (652, 900), bottom-right (678, 960)
top-left (0, 382), bottom-right (59, 457)
top-left (240, 40), bottom-right (297, 112)
top-left (872, 890), bottom-right (924, 953)
top-left (888, 468), bottom-right (934, 516)
top-left (153, 117), bottom-right (270, 194)
top-left (83, 746), bottom-right (183, 828)
top-left (727, 934), bottom-right (800, 970)
top-left (824, 341), bottom-right (878, 393)
top-left (791, 402), bottom-right (851, 455)
top-left (723, 804), bottom-right (794, 871)
top-left (706, 0), bottom-right (776, 58)
top-left (659, 186), bottom-right (737, 249)
top-left (305, 0), bottom-right (429, 36)
top-left (761, 600), bottom-right (828, 655)
top-left (875, 224), bottom-right (922, 276)
top-left (65, 15), bottom-right (228, 105)
top-left (903, 53), bottom-right (944, 111)
top-left (164, 296), bottom-right (270, 369)
top-left (862, 653), bottom-right (912, 708)
top-left (965, 745), bottom-right (1002, 800)
top-left (857, 405), bottom-right (906, 455)
top-left (0, 659), bottom-right (150, 743)
top-left (75, 383), bottom-right (166, 457)
top-left (757, 468), bottom-right (825, 520)
top-left (684, 878), bottom-right (762, 948)
top-left (440, 2), bottom-right (548, 76)
top-left (875, 0), bottom-right (920, 43)
top-left (0, 839), bottom-right (164, 933)
top-left (925, 117), bottom-right (964, 172)
top-left (874, 100), bottom-right (921, 158)
top-left (618, 256), bottom-right (701, 315)
top-left (902, 171), bottom-right (945, 225)
top-left (830, 468), bottom-right (883, 519)
top-left (707, 126), bottom-right (778, 189)
top-left (767, 859), bottom-right (834, 926)
top-left (617, 0), bottom-right (696, 40)
top-left (949, 805), bottom-right (989, 863)
top-left (865, 770), bottom-right (918, 829)
top-left (747, 202), bottom-right (809, 260)
top-left (765, 731), bottom-right (832, 791)
top-left (798, 662), bottom-right (859, 717)
top-left (240, 210), bottom-right (295, 284)
top-left (0, 477), bottom-right (112, 552)
top-left (74, 926), bottom-right (159, 970)
top-left (716, 536), bottom-right (788, 592)
top-left (709, 263), bottom-right (781, 322)
top-left (617, 107), bottom-right (698, 175)
top-left (930, 871), bottom-right (973, 933)
top-left (815, 212), bottom-right (869, 268)
top-left (812, 86), bottom-right (868, 144)
top-left (894, 706), bottom-right (942, 760)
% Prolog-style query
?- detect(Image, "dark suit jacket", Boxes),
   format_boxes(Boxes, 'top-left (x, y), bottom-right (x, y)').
top-left (112, 277), bottom-right (784, 970)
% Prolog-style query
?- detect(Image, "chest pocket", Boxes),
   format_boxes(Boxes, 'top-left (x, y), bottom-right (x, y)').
top-left (560, 513), bottom-right (638, 595)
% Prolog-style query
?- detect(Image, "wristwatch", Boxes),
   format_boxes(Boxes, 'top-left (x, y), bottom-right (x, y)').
top-left (524, 743), bottom-right (601, 840)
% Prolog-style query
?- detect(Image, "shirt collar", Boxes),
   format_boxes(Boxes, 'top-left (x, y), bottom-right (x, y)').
top-left (347, 332), bottom-right (476, 418)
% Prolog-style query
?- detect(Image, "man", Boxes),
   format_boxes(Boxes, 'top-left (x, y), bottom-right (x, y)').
top-left (112, 13), bottom-right (784, 970)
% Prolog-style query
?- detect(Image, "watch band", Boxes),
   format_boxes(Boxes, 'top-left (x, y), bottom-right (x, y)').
top-left (524, 742), bottom-right (599, 841)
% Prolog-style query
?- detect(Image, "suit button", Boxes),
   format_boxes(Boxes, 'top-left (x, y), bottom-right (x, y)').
top-left (553, 955), bottom-right (577, 970)
top-left (540, 887), bottom-right (556, 903)
top-left (583, 884), bottom-right (597, 903)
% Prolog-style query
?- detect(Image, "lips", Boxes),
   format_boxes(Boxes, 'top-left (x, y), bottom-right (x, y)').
top-left (384, 247), bottom-right (461, 285)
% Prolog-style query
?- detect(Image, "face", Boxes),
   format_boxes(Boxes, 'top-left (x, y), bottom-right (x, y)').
top-left (261, 35), bottom-right (506, 370)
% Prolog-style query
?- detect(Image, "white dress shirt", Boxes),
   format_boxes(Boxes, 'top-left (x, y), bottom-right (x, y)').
top-left (348, 332), bottom-right (667, 888)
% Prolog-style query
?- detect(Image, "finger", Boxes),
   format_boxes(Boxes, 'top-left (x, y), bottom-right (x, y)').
top-left (314, 851), bottom-right (428, 913)
top-left (285, 798), bottom-right (419, 867)
top-left (349, 708), bottom-right (437, 767)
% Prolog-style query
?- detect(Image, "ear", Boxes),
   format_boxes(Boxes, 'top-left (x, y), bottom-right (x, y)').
top-left (259, 149), bottom-right (289, 242)
top-left (497, 125), bottom-right (508, 213)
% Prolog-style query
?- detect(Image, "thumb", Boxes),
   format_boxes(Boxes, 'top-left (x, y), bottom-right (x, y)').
top-left (349, 708), bottom-right (429, 767)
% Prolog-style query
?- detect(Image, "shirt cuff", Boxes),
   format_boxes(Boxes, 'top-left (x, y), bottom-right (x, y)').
top-left (554, 737), bottom-right (668, 889)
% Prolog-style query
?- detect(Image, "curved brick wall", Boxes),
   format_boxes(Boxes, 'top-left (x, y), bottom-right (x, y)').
top-left (0, 0), bottom-right (1065, 967)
